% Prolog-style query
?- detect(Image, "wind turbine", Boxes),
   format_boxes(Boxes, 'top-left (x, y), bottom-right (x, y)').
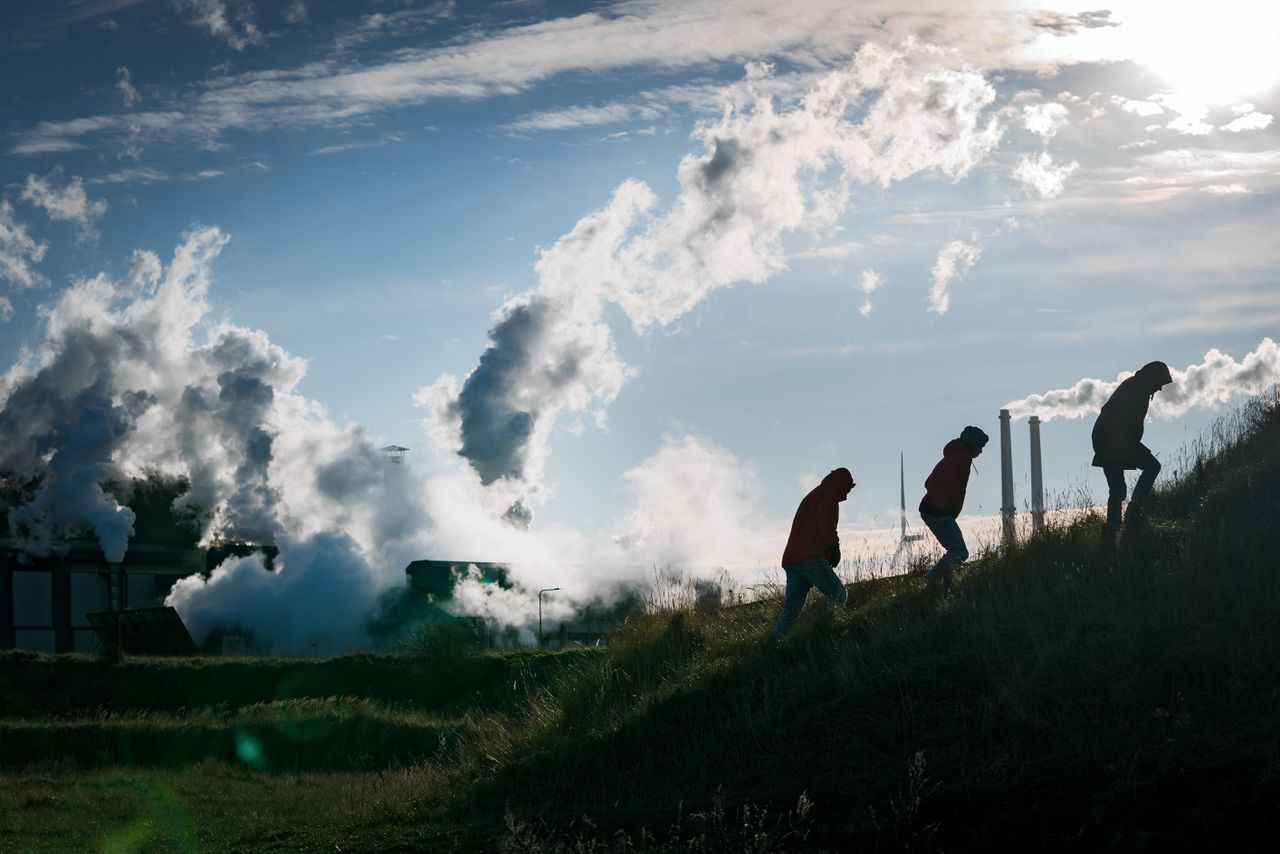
top-left (895, 452), bottom-right (924, 565)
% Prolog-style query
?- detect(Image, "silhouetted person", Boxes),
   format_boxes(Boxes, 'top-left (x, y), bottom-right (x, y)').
top-left (919, 426), bottom-right (989, 589)
top-left (771, 468), bottom-right (854, 636)
top-left (1092, 360), bottom-right (1173, 537)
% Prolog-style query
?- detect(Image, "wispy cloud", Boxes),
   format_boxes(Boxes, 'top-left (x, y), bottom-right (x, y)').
top-left (333, 2), bottom-right (455, 52)
top-left (9, 1), bottom-right (1061, 157)
top-left (0, 200), bottom-right (49, 290)
top-left (1201, 183), bottom-right (1254, 196)
top-left (310, 132), bottom-right (407, 156)
top-left (172, 0), bottom-right (265, 50)
top-left (856, 268), bottom-right (882, 317)
top-left (115, 66), bottom-right (139, 106)
top-left (20, 172), bottom-right (108, 240)
top-left (89, 166), bottom-right (170, 185)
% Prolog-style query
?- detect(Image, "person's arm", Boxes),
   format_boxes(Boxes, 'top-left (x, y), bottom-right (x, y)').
top-left (822, 493), bottom-right (840, 565)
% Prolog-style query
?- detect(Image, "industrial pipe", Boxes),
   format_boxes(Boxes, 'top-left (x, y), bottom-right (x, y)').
top-left (999, 409), bottom-right (1015, 546)
top-left (1029, 416), bottom-right (1045, 533)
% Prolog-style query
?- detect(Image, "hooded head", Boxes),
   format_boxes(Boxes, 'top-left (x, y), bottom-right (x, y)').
top-left (1137, 360), bottom-right (1173, 393)
top-left (820, 467), bottom-right (855, 501)
top-left (959, 425), bottom-right (989, 456)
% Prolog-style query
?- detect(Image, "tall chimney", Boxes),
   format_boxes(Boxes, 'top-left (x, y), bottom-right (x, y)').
top-left (108, 562), bottom-right (124, 611)
top-left (999, 409), bottom-right (1015, 546)
top-left (1029, 416), bottom-right (1045, 533)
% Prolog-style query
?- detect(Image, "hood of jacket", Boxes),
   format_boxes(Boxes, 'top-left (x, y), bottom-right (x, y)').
top-left (820, 467), bottom-right (855, 501)
top-left (1136, 360), bottom-right (1173, 392)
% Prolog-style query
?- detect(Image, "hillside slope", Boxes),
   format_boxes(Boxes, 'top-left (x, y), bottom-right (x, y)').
top-left (418, 393), bottom-right (1280, 851)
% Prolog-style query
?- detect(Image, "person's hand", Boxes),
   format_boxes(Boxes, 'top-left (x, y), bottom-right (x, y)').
top-left (829, 547), bottom-right (841, 568)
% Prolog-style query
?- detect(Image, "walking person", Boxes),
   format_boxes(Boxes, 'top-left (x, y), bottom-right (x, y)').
top-left (771, 468), bottom-right (854, 636)
top-left (1092, 360), bottom-right (1173, 540)
top-left (919, 426), bottom-right (988, 589)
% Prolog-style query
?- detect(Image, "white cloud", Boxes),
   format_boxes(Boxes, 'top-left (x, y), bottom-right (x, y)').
top-left (20, 173), bottom-right (109, 240)
top-left (1201, 183), bottom-right (1253, 195)
top-left (0, 200), bottom-right (49, 290)
top-left (927, 238), bottom-right (982, 315)
top-left (856, 268), bottom-right (882, 317)
top-left (1152, 93), bottom-right (1212, 135)
top-left (1022, 101), bottom-right (1070, 140)
top-left (1111, 96), bottom-right (1163, 117)
top-left (501, 103), bottom-right (660, 133)
top-left (1118, 139), bottom-right (1156, 150)
top-left (11, 0), bottom-right (1092, 157)
top-left (1012, 150), bottom-right (1079, 198)
top-left (333, 3), bottom-right (455, 53)
top-left (310, 132), bottom-right (407, 156)
top-left (115, 66), bottom-right (139, 107)
top-left (89, 166), bottom-right (170, 185)
top-left (1220, 111), bottom-right (1274, 133)
top-left (172, 0), bottom-right (265, 50)
top-left (0, 296), bottom-right (12, 323)
top-left (284, 1), bottom-right (308, 25)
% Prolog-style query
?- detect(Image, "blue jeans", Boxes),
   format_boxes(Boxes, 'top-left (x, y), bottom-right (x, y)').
top-left (921, 512), bottom-right (968, 583)
top-left (771, 556), bottom-right (847, 636)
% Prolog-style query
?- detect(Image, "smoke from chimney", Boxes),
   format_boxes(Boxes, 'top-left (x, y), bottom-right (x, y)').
top-left (420, 43), bottom-right (1006, 517)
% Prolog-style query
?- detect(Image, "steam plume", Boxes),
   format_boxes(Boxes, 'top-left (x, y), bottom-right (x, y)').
top-left (423, 42), bottom-right (1005, 505)
top-left (1003, 337), bottom-right (1280, 422)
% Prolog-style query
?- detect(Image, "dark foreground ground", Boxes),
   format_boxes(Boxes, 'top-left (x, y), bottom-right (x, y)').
top-left (3, 392), bottom-right (1280, 852)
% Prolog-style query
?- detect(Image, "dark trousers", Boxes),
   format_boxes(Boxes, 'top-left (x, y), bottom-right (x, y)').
top-left (1103, 444), bottom-right (1161, 529)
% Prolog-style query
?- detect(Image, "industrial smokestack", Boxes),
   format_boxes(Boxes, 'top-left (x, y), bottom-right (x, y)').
top-left (1029, 416), bottom-right (1045, 533)
top-left (108, 562), bottom-right (124, 611)
top-left (999, 409), bottom-right (1015, 546)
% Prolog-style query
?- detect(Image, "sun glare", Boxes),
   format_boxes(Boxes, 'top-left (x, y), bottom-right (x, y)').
top-left (1117, 3), bottom-right (1280, 104)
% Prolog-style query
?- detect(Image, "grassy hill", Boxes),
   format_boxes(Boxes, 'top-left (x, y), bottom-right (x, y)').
top-left (3, 391), bottom-right (1279, 852)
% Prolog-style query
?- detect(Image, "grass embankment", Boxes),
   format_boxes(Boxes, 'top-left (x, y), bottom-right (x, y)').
top-left (3, 392), bottom-right (1280, 851)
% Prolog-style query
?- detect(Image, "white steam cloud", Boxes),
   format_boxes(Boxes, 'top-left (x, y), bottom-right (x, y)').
top-left (0, 227), bottom-right (785, 651)
top-left (1003, 337), bottom-right (1280, 422)
top-left (927, 237), bottom-right (982, 315)
top-left (0, 228), bottom-right (433, 651)
top-left (422, 43), bottom-right (1004, 505)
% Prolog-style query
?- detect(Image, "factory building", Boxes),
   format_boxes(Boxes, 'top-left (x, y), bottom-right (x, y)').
top-left (1, 478), bottom-right (275, 654)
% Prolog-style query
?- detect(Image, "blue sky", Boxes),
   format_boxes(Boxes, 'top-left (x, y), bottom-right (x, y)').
top-left (2, 1), bottom-right (1279, 623)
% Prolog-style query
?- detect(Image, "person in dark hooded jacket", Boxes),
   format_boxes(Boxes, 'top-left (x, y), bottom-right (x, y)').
top-left (919, 426), bottom-right (988, 589)
top-left (771, 467), bottom-right (854, 636)
top-left (1092, 360), bottom-right (1173, 536)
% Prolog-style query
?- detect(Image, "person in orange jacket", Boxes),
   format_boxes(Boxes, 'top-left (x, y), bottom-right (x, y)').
top-left (919, 426), bottom-right (988, 589)
top-left (771, 467), bottom-right (854, 636)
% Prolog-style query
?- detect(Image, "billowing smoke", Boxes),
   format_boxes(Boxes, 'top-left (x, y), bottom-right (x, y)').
top-left (423, 42), bottom-right (1005, 508)
top-left (0, 227), bottom-right (434, 652)
top-left (1003, 337), bottom-right (1280, 422)
top-left (167, 531), bottom-right (378, 654)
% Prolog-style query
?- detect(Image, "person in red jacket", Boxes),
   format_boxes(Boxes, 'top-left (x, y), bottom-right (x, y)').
top-left (771, 467), bottom-right (854, 636)
top-left (919, 426), bottom-right (988, 589)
